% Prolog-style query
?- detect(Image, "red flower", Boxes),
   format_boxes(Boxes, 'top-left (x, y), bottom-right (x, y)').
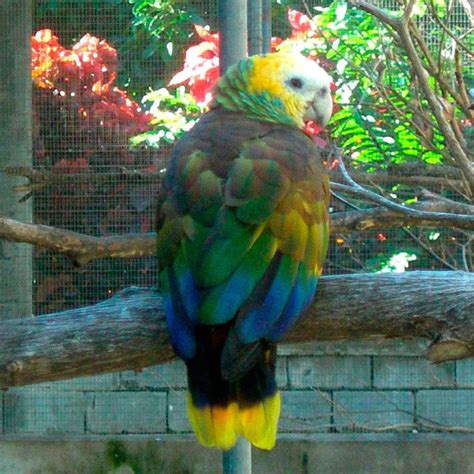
top-left (288, 9), bottom-right (315, 39)
top-left (169, 25), bottom-right (220, 106)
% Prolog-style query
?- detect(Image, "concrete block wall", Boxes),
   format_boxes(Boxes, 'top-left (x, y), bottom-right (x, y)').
top-left (1, 339), bottom-right (473, 436)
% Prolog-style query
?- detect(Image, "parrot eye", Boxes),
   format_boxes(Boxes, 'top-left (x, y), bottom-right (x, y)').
top-left (320, 86), bottom-right (329, 96)
top-left (289, 77), bottom-right (303, 89)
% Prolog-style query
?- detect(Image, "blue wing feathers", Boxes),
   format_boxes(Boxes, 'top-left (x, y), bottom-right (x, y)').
top-left (267, 266), bottom-right (318, 342)
top-left (236, 255), bottom-right (299, 344)
top-left (161, 268), bottom-right (197, 359)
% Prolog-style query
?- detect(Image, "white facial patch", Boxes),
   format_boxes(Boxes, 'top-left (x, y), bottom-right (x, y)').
top-left (285, 54), bottom-right (333, 126)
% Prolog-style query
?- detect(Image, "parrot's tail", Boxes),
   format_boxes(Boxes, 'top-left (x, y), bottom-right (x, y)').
top-left (186, 336), bottom-right (280, 451)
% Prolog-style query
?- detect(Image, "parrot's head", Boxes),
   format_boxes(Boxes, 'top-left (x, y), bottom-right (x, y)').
top-left (212, 51), bottom-right (333, 130)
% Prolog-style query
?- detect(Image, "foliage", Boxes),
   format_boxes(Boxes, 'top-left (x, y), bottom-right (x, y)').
top-left (31, 29), bottom-right (158, 311)
top-left (130, 86), bottom-right (201, 149)
top-left (288, 3), bottom-right (446, 168)
top-left (304, 2), bottom-right (472, 273)
top-left (147, 4), bottom-right (462, 169)
top-left (34, 1), bottom-right (138, 89)
top-left (129, 0), bottom-right (199, 60)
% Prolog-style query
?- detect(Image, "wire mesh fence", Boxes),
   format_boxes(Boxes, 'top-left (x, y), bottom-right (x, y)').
top-left (0, 0), bottom-right (472, 442)
top-left (29, 0), bottom-right (473, 306)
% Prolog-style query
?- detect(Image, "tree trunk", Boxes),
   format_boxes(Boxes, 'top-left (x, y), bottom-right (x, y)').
top-left (0, 0), bottom-right (32, 319)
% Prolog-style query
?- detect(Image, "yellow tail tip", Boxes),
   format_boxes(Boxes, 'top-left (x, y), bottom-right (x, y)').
top-left (187, 392), bottom-right (281, 450)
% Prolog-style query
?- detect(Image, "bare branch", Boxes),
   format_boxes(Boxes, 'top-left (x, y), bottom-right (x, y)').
top-left (351, 1), bottom-right (400, 28)
top-left (331, 157), bottom-right (474, 229)
top-left (0, 271), bottom-right (472, 388)
top-left (0, 216), bottom-right (154, 265)
top-left (353, 0), bottom-right (474, 196)
top-left (409, 20), bottom-right (471, 115)
top-left (330, 201), bottom-right (474, 233)
top-left (1, 194), bottom-right (473, 265)
top-left (403, 0), bottom-right (417, 23)
top-left (401, 226), bottom-right (459, 271)
top-left (419, 189), bottom-right (474, 214)
top-left (332, 186), bottom-right (472, 271)
top-left (454, 48), bottom-right (472, 114)
top-left (399, 27), bottom-right (474, 194)
top-left (428, 0), bottom-right (474, 59)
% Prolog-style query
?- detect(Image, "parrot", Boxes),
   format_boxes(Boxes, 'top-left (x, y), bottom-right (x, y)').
top-left (156, 51), bottom-right (332, 451)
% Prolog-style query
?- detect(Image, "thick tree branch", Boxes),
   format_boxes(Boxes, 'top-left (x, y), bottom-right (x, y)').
top-left (0, 216), bottom-right (154, 265)
top-left (0, 272), bottom-right (472, 388)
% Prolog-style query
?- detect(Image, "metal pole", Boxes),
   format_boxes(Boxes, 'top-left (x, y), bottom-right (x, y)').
top-left (218, 0), bottom-right (248, 74)
top-left (218, 2), bottom-right (251, 471)
top-left (223, 438), bottom-right (252, 474)
top-left (262, 0), bottom-right (272, 54)
top-left (248, 0), bottom-right (263, 55)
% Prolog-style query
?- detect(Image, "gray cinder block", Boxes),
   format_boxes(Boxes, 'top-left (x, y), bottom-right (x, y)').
top-left (374, 357), bottom-right (455, 389)
top-left (120, 362), bottom-right (187, 390)
top-left (416, 390), bottom-right (474, 428)
top-left (333, 391), bottom-right (414, 431)
top-left (279, 390), bottom-right (332, 432)
top-left (288, 356), bottom-right (371, 389)
top-left (86, 392), bottom-right (167, 434)
top-left (4, 390), bottom-right (85, 434)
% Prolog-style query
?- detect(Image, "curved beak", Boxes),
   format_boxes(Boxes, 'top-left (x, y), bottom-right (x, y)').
top-left (303, 92), bottom-right (333, 127)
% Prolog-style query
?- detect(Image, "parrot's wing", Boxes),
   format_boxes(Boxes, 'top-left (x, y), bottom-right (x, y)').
top-left (157, 129), bottom-right (329, 371)
top-left (156, 147), bottom-right (224, 360)
top-left (198, 132), bottom-right (329, 377)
